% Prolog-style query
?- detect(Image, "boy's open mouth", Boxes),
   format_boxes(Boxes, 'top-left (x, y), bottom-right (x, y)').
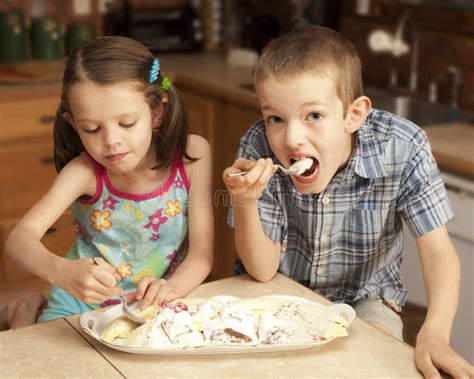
top-left (289, 156), bottom-right (319, 177)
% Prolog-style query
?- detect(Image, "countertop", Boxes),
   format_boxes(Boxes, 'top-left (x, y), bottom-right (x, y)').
top-left (0, 273), bottom-right (421, 378)
top-left (1, 54), bottom-right (472, 178)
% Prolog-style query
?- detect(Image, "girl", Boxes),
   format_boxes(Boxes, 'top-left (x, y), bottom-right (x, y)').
top-left (5, 36), bottom-right (213, 321)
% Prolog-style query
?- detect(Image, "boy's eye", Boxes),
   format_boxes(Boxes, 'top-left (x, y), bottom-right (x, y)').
top-left (307, 112), bottom-right (323, 122)
top-left (120, 121), bottom-right (136, 128)
top-left (266, 116), bottom-right (283, 126)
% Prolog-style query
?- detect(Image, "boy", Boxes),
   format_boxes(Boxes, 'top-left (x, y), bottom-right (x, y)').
top-left (223, 26), bottom-right (473, 378)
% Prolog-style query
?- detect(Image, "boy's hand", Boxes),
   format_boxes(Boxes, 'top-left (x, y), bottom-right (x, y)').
top-left (223, 158), bottom-right (276, 204)
top-left (56, 257), bottom-right (122, 304)
top-left (132, 276), bottom-right (179, 310)
top-left (415, 330), bottom-right (474, 379)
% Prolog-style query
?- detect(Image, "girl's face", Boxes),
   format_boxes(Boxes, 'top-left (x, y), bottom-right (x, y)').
top-left (65, 82), bottom-right (161, 174)
top-left (256, 72), bottom-right (358, 194)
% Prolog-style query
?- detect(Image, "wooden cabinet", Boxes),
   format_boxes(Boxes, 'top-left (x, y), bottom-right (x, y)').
top-left (0, 88), bottom-right (75, 294)
top-left (180, 90), bottom-right (217, 146)
top-left (0, 137), bottom-right (56, 219)
top-left (179, 85), bottom-right (262, 279)
top-left (0, 95), bottom-right (57, 142)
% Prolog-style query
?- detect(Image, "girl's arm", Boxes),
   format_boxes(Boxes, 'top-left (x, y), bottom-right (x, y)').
top-left (5, 155), bottom-right (121, 303)
top-left (164, 134), bottom-right (214, 296)
top-left (414, 225), bottom-right (473, 378)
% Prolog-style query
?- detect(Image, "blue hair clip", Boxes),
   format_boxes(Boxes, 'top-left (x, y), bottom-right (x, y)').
top-left (149, 57), bottom-right (160, 84)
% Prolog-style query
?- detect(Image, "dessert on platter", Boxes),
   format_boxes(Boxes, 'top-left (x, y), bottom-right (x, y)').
top-left (79, 295), bottom-right (356, 355)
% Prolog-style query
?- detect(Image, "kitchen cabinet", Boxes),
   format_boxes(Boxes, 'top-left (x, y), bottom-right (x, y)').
top-left (178, 85), bottom-right (262, 278)
top-left (0, 87), bottom-right (75, 293)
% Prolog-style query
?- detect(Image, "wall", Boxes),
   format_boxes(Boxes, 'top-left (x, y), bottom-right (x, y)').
top-left (338, 0), bottom-right (474, 112)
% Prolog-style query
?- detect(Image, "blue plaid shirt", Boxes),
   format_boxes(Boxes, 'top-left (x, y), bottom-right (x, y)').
top-left (229, 109), bottom-right (453, 306)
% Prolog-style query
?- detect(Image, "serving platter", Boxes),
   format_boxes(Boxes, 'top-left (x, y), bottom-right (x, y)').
top-left (79, 295), bottom-right (355, 355)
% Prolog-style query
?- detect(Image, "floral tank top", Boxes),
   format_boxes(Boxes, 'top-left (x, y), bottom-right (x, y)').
top-left (68, 155), bottom-right (189, 300)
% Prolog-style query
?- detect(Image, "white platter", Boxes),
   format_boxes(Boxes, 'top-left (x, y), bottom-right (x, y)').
top-left (79, 295), bottom-right (355, 355)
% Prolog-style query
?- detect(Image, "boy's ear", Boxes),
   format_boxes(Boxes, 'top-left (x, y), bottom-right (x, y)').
top-left (344, 96), bottom-right (371, 133)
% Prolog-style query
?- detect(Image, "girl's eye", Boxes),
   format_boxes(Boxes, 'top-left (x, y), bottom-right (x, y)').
top-left (265, 116), bottom-right (283, 126)
top-left (120, 121), bottom-right (136, 128)
top-left (84, 128), bottom-right (100, 134)
top-left (308, 112), bottom-right (323, 122)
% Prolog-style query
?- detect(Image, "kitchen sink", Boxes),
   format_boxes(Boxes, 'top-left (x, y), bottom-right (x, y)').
top-left (364, 87), bottom-right (472, 126)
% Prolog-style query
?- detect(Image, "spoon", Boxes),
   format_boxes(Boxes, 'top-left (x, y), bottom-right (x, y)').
top-left (120, 293), bottom-right (147, 324)
top-left (226, 158), bottom-right (313, 177)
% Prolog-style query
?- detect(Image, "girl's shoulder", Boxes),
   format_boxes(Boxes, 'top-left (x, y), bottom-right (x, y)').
top-left (57, 153), bottom-right (97, 197)
top-left (186, 134), bottom-right (211, 159)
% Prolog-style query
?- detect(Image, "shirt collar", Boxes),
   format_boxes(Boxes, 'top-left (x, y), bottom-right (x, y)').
top-left (351, 109), bottom-right (388, 179)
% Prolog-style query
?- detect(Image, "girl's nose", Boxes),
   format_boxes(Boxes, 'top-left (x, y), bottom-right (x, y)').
top-left (103, 127), bottom-right (121, 147)
top-left (285, 120), bottom-right (306, 148)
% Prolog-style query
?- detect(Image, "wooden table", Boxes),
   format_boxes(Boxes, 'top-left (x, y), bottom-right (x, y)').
top-left (0, 274), bottom-right (421, 378)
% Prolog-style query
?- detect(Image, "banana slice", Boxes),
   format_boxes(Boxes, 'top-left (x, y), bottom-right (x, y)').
top-left (100, 316), bottom-right (139, 343)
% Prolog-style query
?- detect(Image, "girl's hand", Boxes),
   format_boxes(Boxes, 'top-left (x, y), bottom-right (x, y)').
top-left (133, 276), bottom-right (179, 310)
top-left (223, 158), bottom-right (276, 204)
top-left (56, 257), bottom-right (122, 304)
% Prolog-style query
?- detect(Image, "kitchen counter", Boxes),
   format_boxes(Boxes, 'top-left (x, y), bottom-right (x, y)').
top-left (0, 273), bottom-right (421, 378)
top-left (424, 121), bottom-right (474, 179)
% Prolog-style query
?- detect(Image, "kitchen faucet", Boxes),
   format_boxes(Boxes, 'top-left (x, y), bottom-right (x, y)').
top-left (394, 11), bottom-right (419, 92)
top-left (428, 65), bottom-right (462, 108)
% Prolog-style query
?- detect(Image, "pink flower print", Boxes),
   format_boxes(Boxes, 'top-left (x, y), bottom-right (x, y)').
top-left (73, 219), bottom-right (83, 235)
top-left (89, 210), bottom-right (112, 231)
top-left (174, 178), bottom-right (184, 189)
top-left (100, 298), bottom-right (121, 308)
top-left (117, 262), bottom-right (132, 279)
top-left (151, 233), bottom-right (161, 241)
top-left (166, 250), bottom-right (177, 261)
top-left (164, 200), bottom-right (181, 217)
top-left (102, 195), bottom-right (119, 210)
top-left (144, 208), bottom-right (168, 232)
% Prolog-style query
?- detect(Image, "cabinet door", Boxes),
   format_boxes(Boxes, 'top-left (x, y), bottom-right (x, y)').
top-left (180, 90), bottom-right (216, 145)
top-left (0, 212), bottom-right (75, 283)
top-left (0, 138), bottom-right (57, 219)
top-left (212, 103), bottom-right (262, 279)
top-left (0, 96), bottom-right (58, 143)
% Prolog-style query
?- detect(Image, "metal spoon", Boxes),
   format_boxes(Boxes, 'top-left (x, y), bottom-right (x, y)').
top-left (226, 158), bottom-right (313, 177)
top-left (120, 293), bottom-right (147, 324)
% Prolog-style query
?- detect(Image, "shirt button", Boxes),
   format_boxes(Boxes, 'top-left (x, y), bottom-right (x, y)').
top-left (321, 196), bottom-right (330, 205)
top-left (317, 267), bottom-right (325, 275)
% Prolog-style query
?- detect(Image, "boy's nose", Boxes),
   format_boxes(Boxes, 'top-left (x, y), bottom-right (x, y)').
top-left (285, 121), bottom-right (306, 148)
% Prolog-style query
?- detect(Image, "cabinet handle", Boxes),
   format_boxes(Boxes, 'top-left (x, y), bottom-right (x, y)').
top-left (39, 115), bottom-right (55, 124)
top-left (40, 156), bottom-right (54, 165)
top-left (45, 227), bottom-right (57, 234)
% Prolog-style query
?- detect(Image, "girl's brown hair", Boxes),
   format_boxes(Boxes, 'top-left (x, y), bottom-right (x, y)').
top-left (254, 25), bottom-right (363, 116)
top-left (54, 36), bottom-right (194, 172)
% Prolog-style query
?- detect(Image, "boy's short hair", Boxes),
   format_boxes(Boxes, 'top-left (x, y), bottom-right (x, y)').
top-left (254, 25), bottom-right (363, 114)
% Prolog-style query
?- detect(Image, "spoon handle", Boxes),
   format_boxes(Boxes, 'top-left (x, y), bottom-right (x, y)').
top-left (226, 165), bottom-right (292, 177)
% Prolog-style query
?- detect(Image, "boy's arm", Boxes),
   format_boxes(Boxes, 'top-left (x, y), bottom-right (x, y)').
top-left (224, 157), bottom-right (281, 282)
top-left (233, 200), bottom-right (281, 282)
top-left (414, 225), bottom-right (473, 378)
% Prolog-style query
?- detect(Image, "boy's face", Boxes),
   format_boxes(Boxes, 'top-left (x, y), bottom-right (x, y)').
top-left (256, 72), bottom-right (357, 194)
